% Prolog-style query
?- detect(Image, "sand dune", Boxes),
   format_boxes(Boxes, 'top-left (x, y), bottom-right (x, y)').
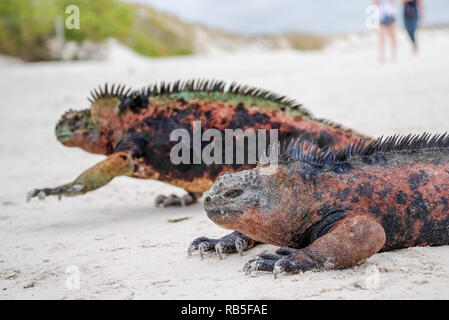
top-left (1, 29), bottom-right (449, 299)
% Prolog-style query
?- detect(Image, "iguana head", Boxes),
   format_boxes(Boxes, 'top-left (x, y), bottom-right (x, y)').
top-left (203, 158), bottom-right (319, 245)
top-left (55, 108), bottom-right (100, 149)
top-left (203, 168), bottom-right (268, 230)
top-left (55, 99), bottom-right (120, 154)
top-left (55, 85), bottom-right (131, 154)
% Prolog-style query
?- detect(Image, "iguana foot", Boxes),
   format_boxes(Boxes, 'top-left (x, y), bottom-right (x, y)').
top-left (243, 247), bottom-right (298, 277)
top-left (188, 231), bottom-right (257, 260)
top-left (155, 192), bottom-right (202, 208)
top-left (27, 184), bottom-right (84, 202)
top-left (27, 152), bottom-right (133, 202)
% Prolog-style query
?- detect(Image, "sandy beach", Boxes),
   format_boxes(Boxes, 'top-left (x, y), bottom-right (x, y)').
top-left (1, 29), bottom-right (449, 299)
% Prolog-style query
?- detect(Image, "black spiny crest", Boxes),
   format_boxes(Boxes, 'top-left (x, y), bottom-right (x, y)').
top-left (131, 79), bottom-right (310, 116)
top-left (87, 83), bottom-right (149, 113)
top-left (88, 83), bottom-right (132, 104)
top-left (276, 132), bottom-right (449, 167)
top-left (335, 132), bottom-right (449, 162)
top-left (276, 138), bottom-right (334, 167)
top-left (141, 79), bottom-right (226, 97)
top-left (118, 91), bottom-right (149, 113)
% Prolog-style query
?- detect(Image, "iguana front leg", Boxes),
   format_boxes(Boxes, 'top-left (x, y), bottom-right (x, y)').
top-left (245, 215), bottom-right (386, 278)
top-left (27, 152), bottom-right (133, 201)
top-left (188, 231), bottom-right (259, 260)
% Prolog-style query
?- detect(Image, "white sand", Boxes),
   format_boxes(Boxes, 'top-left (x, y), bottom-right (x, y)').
top-left (1, 29), bottom-right (449, 299)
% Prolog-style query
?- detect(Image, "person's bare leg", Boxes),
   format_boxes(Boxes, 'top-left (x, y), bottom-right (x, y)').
top-left (378, 25), bottom-right (386, 63)
top-left (412, 16), bottom-right (419, 55)
top-left (389, 23), bottom-right (397, 61)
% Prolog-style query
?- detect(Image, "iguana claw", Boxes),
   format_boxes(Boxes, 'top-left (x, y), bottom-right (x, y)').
top-left (243, 253), bottom-right (287, 276)
top-left (273, 263), bottom-right (284, 279)
top-left (243, 260), bottom-right (260, 275)
top-left (38, 191), bottom-right (46, 201)
top-left (235, 239), bottom-right (245, 256)
top-left (26, 184), bottom-right (84, 202)
top-left (215, 242), bottom-right (224, 260)
top-left (198, 242), bottom-right (210, 260)
top-left (188, 231), bottom-right (256, 260)
top-left (187, 243), bottom-right (195, 256)
top-left (27, 189), bottom-right (45, 202)
top-left (187, 239), bottom-right (216, 259)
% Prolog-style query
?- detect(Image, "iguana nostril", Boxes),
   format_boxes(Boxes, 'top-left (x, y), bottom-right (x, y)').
top-left (205, 196), bottom-right (211, 203)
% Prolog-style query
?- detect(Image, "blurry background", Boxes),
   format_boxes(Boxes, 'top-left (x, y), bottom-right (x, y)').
top-left (1, 0), bottom-right (448, 61)
top-left (131, 0), bottom-right (449, 34)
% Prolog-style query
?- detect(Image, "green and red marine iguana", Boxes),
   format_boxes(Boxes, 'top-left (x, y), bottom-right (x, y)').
top-left (189, 133), bottom-right (449, 278)
top-left (27, 79), bottom-right (366, 207)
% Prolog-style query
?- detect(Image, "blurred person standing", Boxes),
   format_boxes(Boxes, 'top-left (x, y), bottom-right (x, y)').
top-left (403, 0), bottom-right (423, 54)
top-left (374, 0), bottom-right (398, 62)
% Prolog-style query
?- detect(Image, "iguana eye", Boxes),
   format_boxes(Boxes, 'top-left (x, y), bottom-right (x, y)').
top-left (224, 189), bottom-right (243, 198)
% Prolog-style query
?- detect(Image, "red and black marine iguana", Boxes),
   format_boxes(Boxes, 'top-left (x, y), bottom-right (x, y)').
top-left (190, 133), bottom-right (449, 278)
top-left (27, 79), bottom-right (366, 207)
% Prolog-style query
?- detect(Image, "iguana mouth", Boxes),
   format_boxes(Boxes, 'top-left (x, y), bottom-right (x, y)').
top-left (55, 132), bottom-right (72, 142)
top-left (56, 133), bottom-right (72, 139)
top-left (205, 208), bottom-right (244, 216)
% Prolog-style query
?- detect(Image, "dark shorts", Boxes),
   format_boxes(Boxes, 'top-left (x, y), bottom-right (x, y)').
top-left (380, 15), bottom-right (395, 26)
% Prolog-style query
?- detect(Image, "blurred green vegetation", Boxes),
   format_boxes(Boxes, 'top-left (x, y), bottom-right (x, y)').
top-left (127, 4), bottom-right (194, 57)
top-left (0, 0), bottom-right (193, 61)
top-left (0, 0), bottom-right (322, 62)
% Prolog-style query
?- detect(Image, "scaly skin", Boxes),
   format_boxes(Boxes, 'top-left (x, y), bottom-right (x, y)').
top-left (190, 133), bottom-right (449, 277)
top-left (28, 79), bottom-right (366, 207)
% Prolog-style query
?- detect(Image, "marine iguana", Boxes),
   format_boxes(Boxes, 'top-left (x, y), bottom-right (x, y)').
top-left (189, 133), bottom-right (449, 278)
top-left (27, 79), bottom-right (366, 207)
